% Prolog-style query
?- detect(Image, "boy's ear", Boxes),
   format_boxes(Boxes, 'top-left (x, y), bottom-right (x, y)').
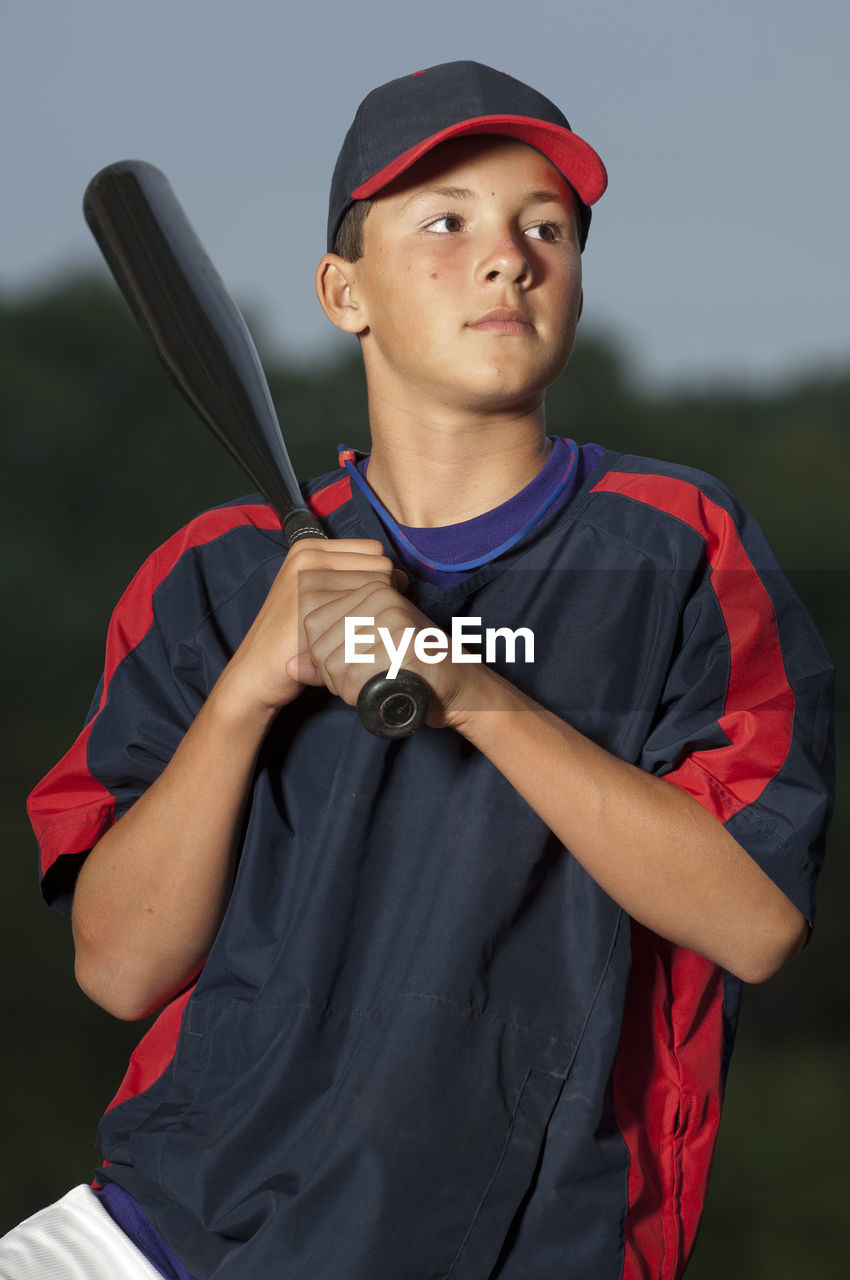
top-left (315, 254), bottom-right (368, 335)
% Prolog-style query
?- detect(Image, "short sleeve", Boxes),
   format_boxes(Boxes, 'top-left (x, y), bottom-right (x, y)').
top-left (27, 554), bottom-right (205, 916)
top-left (27, 501), bottom-right (284, 916)
top-left (634, 479), bottom-right (834, 926)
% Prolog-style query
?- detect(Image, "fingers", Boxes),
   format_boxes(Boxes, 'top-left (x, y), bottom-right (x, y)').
top-left (300, 579), bottom-right (419, 699)
top-left (285, 541), bottom-right (398, 686)
top-left (226, 538), bottom-right (395, 713)
top-left (297, 579), bottom-right (475, 730)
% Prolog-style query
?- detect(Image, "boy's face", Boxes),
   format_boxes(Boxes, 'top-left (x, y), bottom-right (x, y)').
top-left (324, 136), bottom-right (584, 422)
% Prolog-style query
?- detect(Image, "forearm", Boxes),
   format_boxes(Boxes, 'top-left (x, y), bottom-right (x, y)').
top-left (72, 668), bottom-right (278, 1020)
top-left (452, 667), bottom-right (807, 983)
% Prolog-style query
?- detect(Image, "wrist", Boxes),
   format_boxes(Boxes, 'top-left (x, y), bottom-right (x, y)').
top-left (207, 659), bottom-right (297, 736)
top-left (441, 662), bottom-right (523, 737)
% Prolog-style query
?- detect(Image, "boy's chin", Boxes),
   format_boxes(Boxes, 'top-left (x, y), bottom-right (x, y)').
top-left (365, 347), bottom-right (568, 421)
top-left (453, 381), bottom-right (549, 419)
top-left (458, 359), bottom-right (568, 411)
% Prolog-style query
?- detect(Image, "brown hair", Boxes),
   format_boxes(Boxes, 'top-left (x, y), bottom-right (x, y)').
top-left (333, 199), bottom-right (374, 262)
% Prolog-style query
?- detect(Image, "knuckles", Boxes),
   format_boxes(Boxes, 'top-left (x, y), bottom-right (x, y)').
top-left (284, 537), bottom-right (389, 568)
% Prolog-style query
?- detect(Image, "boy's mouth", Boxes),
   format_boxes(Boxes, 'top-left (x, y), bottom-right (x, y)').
top-left (467, 308), bottom-right (534, 335)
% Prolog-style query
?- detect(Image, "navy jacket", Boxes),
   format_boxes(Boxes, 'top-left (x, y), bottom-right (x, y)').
top-left (29, 449), bottom-right (833, 1279)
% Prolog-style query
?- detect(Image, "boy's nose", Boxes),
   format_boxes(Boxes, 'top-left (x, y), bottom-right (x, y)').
top-left (479, 233), bottom-right (531, 286)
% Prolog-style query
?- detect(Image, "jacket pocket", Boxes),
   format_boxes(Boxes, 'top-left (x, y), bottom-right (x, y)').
top-left (446, 1068), bottom-right (566, 1279)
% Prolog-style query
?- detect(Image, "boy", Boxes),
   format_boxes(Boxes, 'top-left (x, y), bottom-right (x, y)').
top-left (11, 60), bottom-right (833, 1279)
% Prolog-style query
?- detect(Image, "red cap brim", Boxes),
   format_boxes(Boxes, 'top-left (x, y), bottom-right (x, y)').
top-left (351, 114), bottom-right (608, 206)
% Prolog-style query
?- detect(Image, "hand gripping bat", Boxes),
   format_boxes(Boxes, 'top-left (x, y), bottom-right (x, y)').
top-left (83, 160), bottom-right (429, 738)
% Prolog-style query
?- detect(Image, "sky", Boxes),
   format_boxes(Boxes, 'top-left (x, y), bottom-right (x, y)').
top-left (2, 0), bottom-right (847, 389)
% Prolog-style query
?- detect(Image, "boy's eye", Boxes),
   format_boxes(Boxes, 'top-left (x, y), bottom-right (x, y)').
top-left (526, 222), bottom-right (560, 242)
top-left (425, 213), bottom-right (465, 234)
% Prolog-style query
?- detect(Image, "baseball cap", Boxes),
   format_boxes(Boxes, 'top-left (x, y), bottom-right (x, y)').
top-left (327, 60), bottom-right (607, 253)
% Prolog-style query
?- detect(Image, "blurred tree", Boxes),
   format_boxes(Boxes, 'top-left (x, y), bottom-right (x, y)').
top-left (1, 277), bottom-right (846, 1275)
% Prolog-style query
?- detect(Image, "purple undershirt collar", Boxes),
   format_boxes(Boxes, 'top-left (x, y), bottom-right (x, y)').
top-left (340, 438), bottom-right (604, 586)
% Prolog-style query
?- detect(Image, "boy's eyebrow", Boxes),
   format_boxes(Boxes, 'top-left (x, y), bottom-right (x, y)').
top-left (524, 189), bottom-right (576, 208)
top-left (402, 186), bottom-right (575, 211)
top-left (401, 185), bottom-right (475, 210)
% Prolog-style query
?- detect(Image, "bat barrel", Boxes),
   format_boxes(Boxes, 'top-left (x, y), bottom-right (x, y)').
top-left (84, 160), bottom-right (315, 530)
top-left (84, 159), bottom-right (429, 738)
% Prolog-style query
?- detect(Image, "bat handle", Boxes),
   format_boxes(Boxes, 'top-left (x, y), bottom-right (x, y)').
top-left (356, 669), bottom-right (431, 739)
top-left (283, 509), bottom-right (330, 543)
top-left (282, 507), bottom-right (430, 738)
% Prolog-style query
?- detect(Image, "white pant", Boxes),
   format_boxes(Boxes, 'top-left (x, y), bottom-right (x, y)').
top-left (0, 1185), bottom-right (163, 1279)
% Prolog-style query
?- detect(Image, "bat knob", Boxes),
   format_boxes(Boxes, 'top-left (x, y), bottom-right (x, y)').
top-left (356, 669), bottom-right (430, 739)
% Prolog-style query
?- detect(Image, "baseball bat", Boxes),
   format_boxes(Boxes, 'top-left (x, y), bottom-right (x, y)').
top-left (82, 159), bottom-right (429, 739)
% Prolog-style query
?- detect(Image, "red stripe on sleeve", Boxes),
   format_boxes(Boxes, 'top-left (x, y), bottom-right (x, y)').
top-left (27, 504), bottom-right (282, 877)
top-left (591, 471), bottom-right (795, 823)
